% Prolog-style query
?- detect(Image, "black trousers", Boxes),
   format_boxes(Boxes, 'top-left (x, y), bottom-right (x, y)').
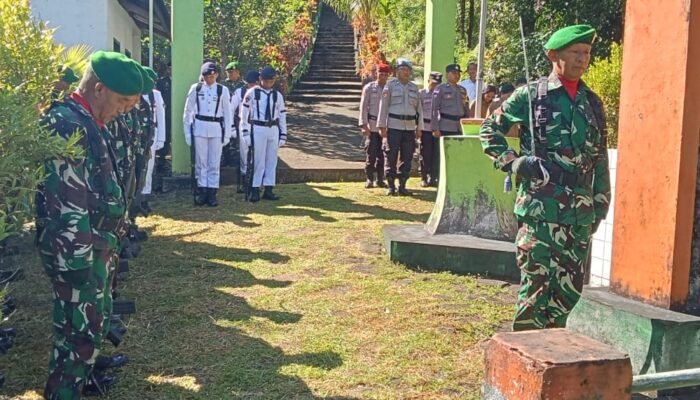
top-left (419, 130), bottom-right (437, 182)
top-left (384, 128), bottom-right (416, 185)
top-left (364, 132), bottom-right (385, 181)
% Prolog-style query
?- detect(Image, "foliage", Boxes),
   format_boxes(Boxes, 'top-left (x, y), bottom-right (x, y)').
top-left (585, 42), bottom-right (622, 148)
top-left (59, 44), bottom-right (92, 76)
top-left (0, 0), bottom-right (81, 241)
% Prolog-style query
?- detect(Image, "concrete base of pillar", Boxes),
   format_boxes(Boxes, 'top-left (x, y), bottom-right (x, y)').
top-left (383, 224), bottom-right (519, 281)
top-left (568, 287), bottom-right (700, 396)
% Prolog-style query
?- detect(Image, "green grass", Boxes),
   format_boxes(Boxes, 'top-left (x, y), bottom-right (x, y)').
top-left (0, 182), bottom-right (513, 400)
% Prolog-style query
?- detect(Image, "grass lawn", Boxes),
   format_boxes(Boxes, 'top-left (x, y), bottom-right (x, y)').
top-left (0, 182), bottom-right (514, 400)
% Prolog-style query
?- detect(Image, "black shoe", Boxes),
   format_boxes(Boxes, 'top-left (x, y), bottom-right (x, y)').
top-left (194, 187), bottom-right (206, 206)
top-left (376, 180), bottom-right (387, 188)
top-left (134, 229), bottom-right (148, 242)
top-left (0, 336), bottom-right (14, 354)
top-left (249, 188), bottom-right (261, 203)
top-left (262, 187), bottom-right (279, 201)
top-left (0, 268), bottom-right (23, 283)
top-left (106, 326), bottom-right (123, 348)
top-left (420, 180), bottom-right (429, 187)
top-left (398, 187), bottom-right (412, 196)
top-left (0, 328), bottom-right (16, 338)
top-left (365, 179), bottom-right (373, 189)
top-left (386, 187), bottom-right (397, 196)
top-left (207, 188), bottom-right (218, 207)
top-left (82, 372), bottom-right (119, 397)
top-left (0, 374), bottom-right (4, 388)
top-left (141, 200), bottom-right (152, 214)
top-left (429, 180), bottom-right (438, 187)
top-left (94, 353), bottom-right (129, 371)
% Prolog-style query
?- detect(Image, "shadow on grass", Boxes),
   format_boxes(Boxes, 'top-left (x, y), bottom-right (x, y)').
top-left (152, 182), bottom-right (434, 225)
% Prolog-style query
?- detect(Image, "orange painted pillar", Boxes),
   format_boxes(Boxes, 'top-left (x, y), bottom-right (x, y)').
top-left (611, 0), bottom-right (700, 309)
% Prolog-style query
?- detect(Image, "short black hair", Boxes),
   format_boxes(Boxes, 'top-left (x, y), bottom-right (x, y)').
top-left (515, 77), bottom-right (527, 86)
top-left (500, 83), bottom-right (515, 95)
top-left (483, 84), bottom-right (497, 94)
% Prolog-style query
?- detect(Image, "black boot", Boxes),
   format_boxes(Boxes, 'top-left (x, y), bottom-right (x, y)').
top-left (249, 187), bottom-right (261, 203)
top-left (398, 179), bottom-right (412, 196)
top-left (237, 172), bottom-right (246, 193)
top-left (262, 186), bottom-right (279, 201)
top-left (365, 179), bottom-right (374, 189)
top-left (94, 353), bottom-right (129, 371)
top-left (376, 172), bottom-right (387, 188)
top-left (82, 371), bottom-right (119, 397)
top-left (207, 188), bottom-right (218, 207)
top-left (194, 187), bottom-right (206, 206)
top-left (386, 180), bottom-right (397, 196)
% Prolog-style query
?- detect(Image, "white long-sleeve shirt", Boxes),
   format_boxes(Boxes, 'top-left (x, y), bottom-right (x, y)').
top-left (182, 82), bottom-right (232, 142)
top-left (239, 86), bottom-right (287, 142)
top-left (142, 89), bottom-right (166, 151)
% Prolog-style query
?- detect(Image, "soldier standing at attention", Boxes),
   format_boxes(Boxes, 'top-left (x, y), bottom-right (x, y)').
top-left (222, 61), bottom-right (245, 167)
top-left (479, 25), bottom-right (611, 331)
top-left (223, 61), bottom-right (245, 94)
top-left (377, 58), bottom-right (424, 196)
top-left (231, 70), bottom-right (261, 192)
top-left (239, 66), bottom-right (288, 203)
top-left (358, 63), bottom-right (390, 189)
top-left (183, 62), bottom-right (233, 207)
top-left (36, 51), bottom-right (143, 398)
top-left (418, 71), bottom-right (442, 187)
top-left (139, 67), bottom-right (166, 212)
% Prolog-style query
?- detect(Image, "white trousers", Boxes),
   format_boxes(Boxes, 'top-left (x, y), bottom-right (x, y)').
top-left (239, 134), bottom-right (249, 174)
top-left (141, 147), bottom-right (156, 195)
top-left (251, 126), bottom-right (279, 188)
top-left (194, 136), bottom-right (223, 188)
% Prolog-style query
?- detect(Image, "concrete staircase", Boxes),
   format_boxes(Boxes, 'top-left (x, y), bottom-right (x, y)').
top-left (289, 5), bottom-right (362, 103)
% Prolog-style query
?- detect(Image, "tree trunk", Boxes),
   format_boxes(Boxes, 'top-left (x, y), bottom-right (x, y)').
top-left (458, 0), bottom-right (466, 41)
top-left (467, 0), bottom-right (475, 48)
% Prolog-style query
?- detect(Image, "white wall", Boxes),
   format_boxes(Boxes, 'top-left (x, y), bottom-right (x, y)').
top-left (31, 0), bottom-right (109, 52)
top-left (107, 0), bottom-right (142, 62)
top-left (30, 0), bottom-right (141, 62)
top-left (589, 149), bottom-right (618, 287)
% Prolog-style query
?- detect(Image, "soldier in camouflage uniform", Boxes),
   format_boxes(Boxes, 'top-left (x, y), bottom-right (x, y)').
top-left (479, 25), bottom-right (611, 331)
top-left (36, 51), bottom-right (143, 399)
top-left (222, 61), bottom-right (245, 167)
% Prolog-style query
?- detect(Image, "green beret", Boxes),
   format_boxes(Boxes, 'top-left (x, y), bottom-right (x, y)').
top-left (144, 66), bottom-right (158, 81)
top-left (90, 51), bottom-right (143, 96)
top-left (137, 64), bottom-right (155, 94)
top-left (544, 24), bottom-right (596, 51)
top-left (225, 61), bottom-right (239, 71)
top-left (60, 66), bottom-right (80, 84)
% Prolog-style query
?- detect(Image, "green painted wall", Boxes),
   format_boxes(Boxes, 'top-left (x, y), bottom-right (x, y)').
top-left (423, 0), bottom-right (457, 86)
top-left (171, 0), bottom-right (204, 174)
top-left (426, 136), bottom-right (519, 241)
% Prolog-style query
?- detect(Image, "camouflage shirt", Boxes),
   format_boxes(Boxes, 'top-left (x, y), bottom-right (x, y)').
top-left (36, 97), bottom-right (126, 277)
top-left (479, 73), bottom-right (611, 226)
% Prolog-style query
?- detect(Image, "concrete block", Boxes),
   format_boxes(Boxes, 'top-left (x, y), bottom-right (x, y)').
top-left (383, 224), bottom-right (518, 281)
top-left (568, 287), bottom-right (700, 375)
top-left (483, 329), bottom-right (632, 400)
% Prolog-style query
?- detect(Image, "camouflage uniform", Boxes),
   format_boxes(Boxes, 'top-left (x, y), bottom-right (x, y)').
top-left (36, 96), bottom-right (126, 398)
top-left (479, 73), bottom-right (611, 330)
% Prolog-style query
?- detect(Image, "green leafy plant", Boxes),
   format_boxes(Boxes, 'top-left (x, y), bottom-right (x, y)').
top-left (0, 0), bottom-right (82, 241)
top-left (585, 42), bottom-right (622, 148)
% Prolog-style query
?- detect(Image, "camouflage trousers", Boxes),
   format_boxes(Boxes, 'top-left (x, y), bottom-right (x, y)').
top-left (513, 221), bottom-right (591, 331)
top-left (44, 248), bottom-right (115, 400)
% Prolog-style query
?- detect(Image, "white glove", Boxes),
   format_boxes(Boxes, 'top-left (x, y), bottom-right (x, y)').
top-left (279, 139), bottom-right (286, 147)
top-left (154, 141), bottom-right (165, 151)
top-left (185, 136), bottom-right (191, 147)
top-left (243, 136), bottom-right (251, 147)
top-left (223, 138), bottom-right (230, 147)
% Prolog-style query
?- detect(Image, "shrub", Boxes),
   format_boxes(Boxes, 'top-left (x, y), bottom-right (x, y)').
top-left (584, 42), bottom-right (622, 148)
top-left (0, 0), bottom-right (81, 241)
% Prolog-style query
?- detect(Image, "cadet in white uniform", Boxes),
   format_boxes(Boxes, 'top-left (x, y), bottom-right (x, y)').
top-left (230, 70), bottom-right (260, 192)
top-left (183, 62), bottom-right (233, 206)
top-left (239, 66), bottom-right (287, 203)
top-left (140, 83), bottom-right (166, 210)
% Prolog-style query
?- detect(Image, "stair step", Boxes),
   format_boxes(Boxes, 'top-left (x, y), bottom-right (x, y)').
top-left (295, 81), bottom-right (363, 90)
top-left (307, 67), bottom-right (357, 73)
top-left (288, 94), bottom-right (361, 103)
top-left (292, 87), bottom-right (361, 95)
top-left (303, 76), bottom-right (360, 82)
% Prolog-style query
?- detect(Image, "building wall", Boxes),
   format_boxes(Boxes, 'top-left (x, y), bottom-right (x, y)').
top-left (30, 0), bottom-right (141, 62)
top-left (589, 149), bottom-right (618, 287)
top-left (30, 0), bottom-right (109, 51)
top-left (107, 0), bottom-right (142, 62)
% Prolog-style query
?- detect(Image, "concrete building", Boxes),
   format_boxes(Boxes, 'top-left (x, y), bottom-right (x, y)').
top-left (30, 0), bottom-right (170, 62)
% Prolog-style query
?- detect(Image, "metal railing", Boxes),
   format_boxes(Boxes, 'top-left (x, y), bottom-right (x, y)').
top-left (632, 368), bottom-right (700, 393)
top-left (286, 1), bottom-right (323, 94)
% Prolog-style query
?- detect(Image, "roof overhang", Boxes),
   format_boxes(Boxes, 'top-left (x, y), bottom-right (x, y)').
top-left (118, 0), bottom-right (171, 40)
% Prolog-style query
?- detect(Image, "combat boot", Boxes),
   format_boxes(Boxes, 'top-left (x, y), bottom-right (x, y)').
top-left (365, 179), bottom-right (373, 189)
top-left (385, 179), bottom-right (397, 196)
top-left (194, 187), bottom-right (206, 206)
top-left (262, 186), bottom-right (279, 201)
top-left (94, 353), bottom-right (129, 371)
top-left (207, 188), bottom-right (218, 207)
top-left (376, 174), bottom-right (387, 188)
top-left (82, 371), bottom-right (119, 397)
top-left (249, 187), bottom-right (261, 203)
top-left (398, 179), bottom-right (412, 196)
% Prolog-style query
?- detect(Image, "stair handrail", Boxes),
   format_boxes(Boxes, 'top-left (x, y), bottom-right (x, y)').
top-left (287, 1), bottom-right (323, 94)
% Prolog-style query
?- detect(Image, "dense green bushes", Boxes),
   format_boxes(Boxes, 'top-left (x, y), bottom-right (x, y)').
top-left (585, 43), bottom-right (622, 147)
